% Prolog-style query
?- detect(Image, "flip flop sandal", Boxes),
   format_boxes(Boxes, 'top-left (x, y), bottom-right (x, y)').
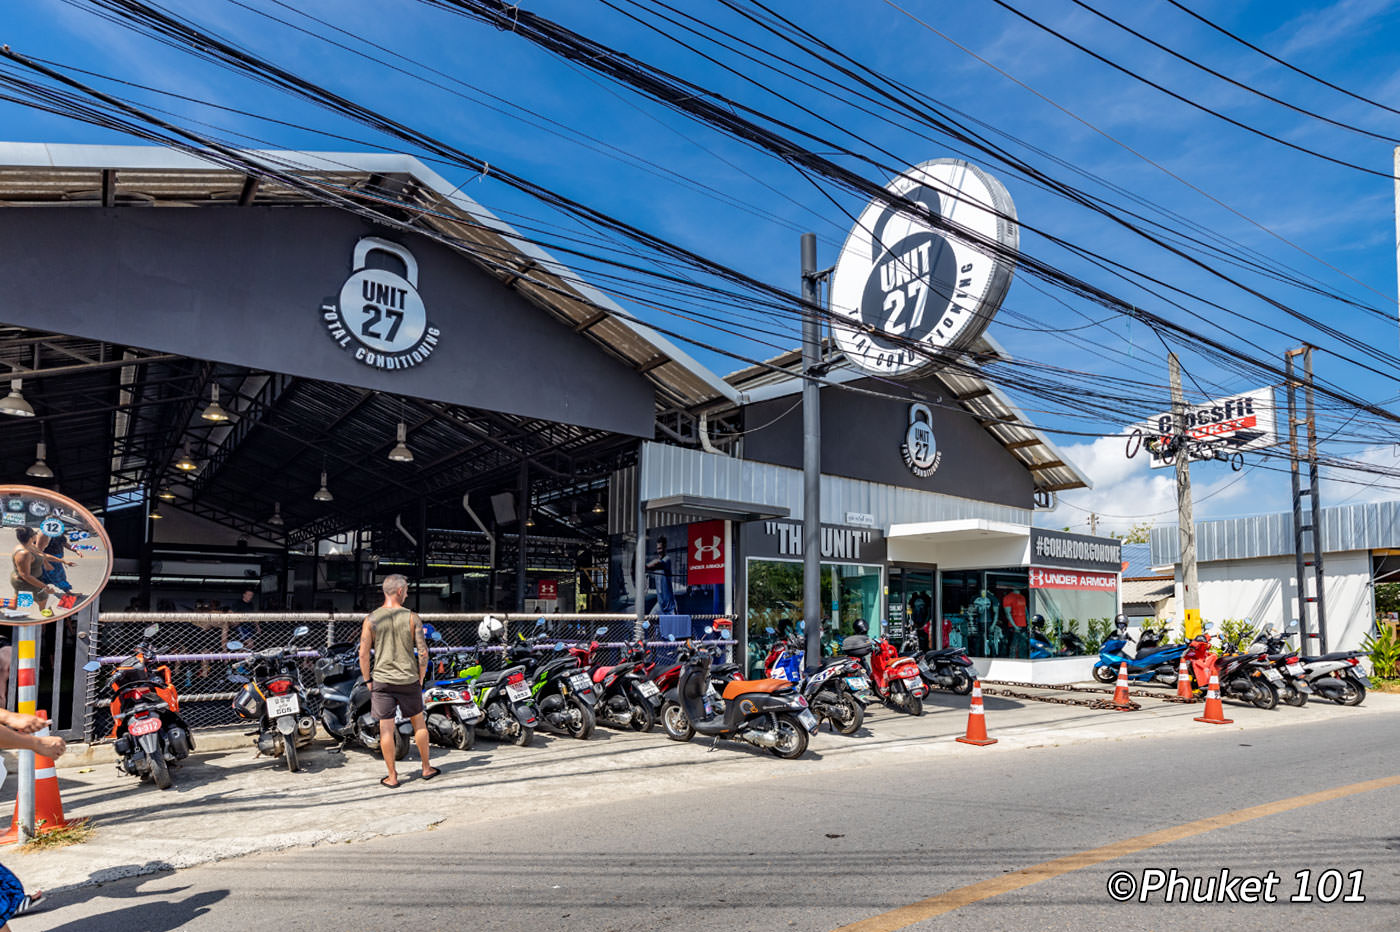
top-left (14, 890), bottom-right (44, 915)
top-left (379, 777), bottom-right (400, 789)
top-left (421, 767), bottom-right (442, 781)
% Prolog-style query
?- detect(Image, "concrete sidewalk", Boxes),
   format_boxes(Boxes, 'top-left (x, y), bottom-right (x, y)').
top-left (9, 686), bottom-right (1398, 895)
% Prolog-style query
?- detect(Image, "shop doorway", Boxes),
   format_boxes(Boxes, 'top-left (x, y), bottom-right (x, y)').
top-left (888, 565), bottom-right (936, 650)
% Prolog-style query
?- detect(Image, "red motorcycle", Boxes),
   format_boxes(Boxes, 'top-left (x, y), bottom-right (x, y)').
top-left (571, 629), bottom-right (661, 731)
top-left (843, 629), bottom-right (926, 716)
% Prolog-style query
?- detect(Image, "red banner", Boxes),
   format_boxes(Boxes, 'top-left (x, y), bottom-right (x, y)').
top-left (1029, 567), bottom-right (1117, 591)
top-left (687, 520), bottom-right (726, 586)
top-left (537, 579), bottom-right (558, 600)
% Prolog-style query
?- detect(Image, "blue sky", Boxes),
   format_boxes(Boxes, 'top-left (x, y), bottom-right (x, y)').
top-left (5, 0), bottom-right (1400, 533)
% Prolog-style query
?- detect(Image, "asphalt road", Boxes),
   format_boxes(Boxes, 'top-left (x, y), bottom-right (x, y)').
top-left (24, 711), bottom-right (1400, 932)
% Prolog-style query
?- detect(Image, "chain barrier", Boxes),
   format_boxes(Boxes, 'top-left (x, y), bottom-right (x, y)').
top-left (88, 612), bottom-right (734, 740)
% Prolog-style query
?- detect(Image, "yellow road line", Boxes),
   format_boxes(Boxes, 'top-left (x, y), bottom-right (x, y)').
top-left (834, 773), bottom-right (1400, 932)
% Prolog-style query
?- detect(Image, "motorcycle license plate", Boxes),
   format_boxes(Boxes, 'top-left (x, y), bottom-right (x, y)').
top-left (637, 680), bottom-right (660, 698)
top-left (505, 682), bottom-right (532, 703)
top-left (1264, 669), bottom-right (1283, 682)
top-left (797, 710), bottom-right (819, 733)
top-left (266, 694), bottom-right (300, 717)
top-left (903, 674), bottom-right (922, 689)
top-left (569, 673), bottom-right (591, 691)
top-left (128, 715), bottom-right (161, 737)
top-left (1287, 662), bottom-right (1304, 676)
top-left (453, 704), bottom-right (482, 723)
top-left (845, 676), bottom-right (869, 690)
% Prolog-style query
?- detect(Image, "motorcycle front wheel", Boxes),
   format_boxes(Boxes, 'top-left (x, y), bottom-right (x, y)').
top-left (512, 725), bottom-right (534, 747)
top-left (904, 693), bottom-right (924, 717)
top-left (1092, 664), bottom-right (1117, 684)
top-left (1281, 682), bottom-right (1308, 707)
top-left (766, 713), bottom-right (809, 760)
top-left (661, 701), bottom-right (694, 742)
top-left (394, 728), bottom-right (410, 761)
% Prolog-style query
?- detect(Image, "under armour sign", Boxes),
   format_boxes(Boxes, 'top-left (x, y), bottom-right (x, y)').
top-left (321, 237), bottom-right (441, 370)
top-left (828, 159), bottom-right (1018, 379)
top-left (687, 520), bottom-right (726, 586)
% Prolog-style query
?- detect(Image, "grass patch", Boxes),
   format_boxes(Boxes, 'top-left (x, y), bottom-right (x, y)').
top-left (1373, 677), bottom-right (1400, 694)
top-left (20, 819), bottom-right (93, 852)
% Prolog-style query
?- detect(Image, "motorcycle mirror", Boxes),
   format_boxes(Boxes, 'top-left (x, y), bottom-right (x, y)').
top-left (765, 627), bottom-right (774, 634)
top-left (642, 620), bottom-right (650, 630)
top-left (226, 640), bottom-right (244, 651)
top-left (82, 660), bottom-right (101, 673)
top-left (535, 618), bottom-right (545, 627)
top-left (1287, 619), bottom-right (1300, 632)
top-left (595, 626), bottom-right (608, 636)
top-left (666, 634), bottom-right (676, 642)
top-left (430, 630), bottom-right (443, 642)
top-left (228, 674), bottom-right (250, 684)
top-left (704, 625), bottom-right (713, 634)
top-left (292, 625), bottom-right (309, 638)
top-left (554, 643), bottom-right (565, 652)
top-left (1202, 622), bottom-right (1215, 632)
top-left (142, 624), bottom-right (160, 638)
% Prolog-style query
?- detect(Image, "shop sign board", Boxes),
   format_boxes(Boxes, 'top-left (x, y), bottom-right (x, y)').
top-left (1029, 568), bottom-right (1117, 591)
top-left (536, 579), bottom-right (558, 601)
top-left (686, 520), bottom-right (726, 586)
top-left (758, 521), bottom-right (877, 561)
top-left (1030, 528), bottom-right (1121, 573)
top-left (322, 237), bottom-right (441, 370)
top-left (828, 159), bottom-right (1019, 379)
top-left (844, 512), bottom-right (876, 529)
top-left (1, 486), bottom-right (113, 625)
top-left (1128, 386), bottom-right (1277, 468)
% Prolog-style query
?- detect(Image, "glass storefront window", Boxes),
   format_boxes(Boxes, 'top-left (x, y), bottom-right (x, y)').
top-left (744, 559), bottom-right (882, 677)
top-left (1029, 569), bottom-right (1118, 656)
top-left (939, 567), bottom-right (1030, 659)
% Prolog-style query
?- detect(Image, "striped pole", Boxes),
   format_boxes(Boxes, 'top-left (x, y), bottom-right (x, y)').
top-left (16, 624), bottom-right (38, 842)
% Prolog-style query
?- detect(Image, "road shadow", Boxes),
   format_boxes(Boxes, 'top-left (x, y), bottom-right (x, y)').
top-left (43, 879), bottom-right (228, 932)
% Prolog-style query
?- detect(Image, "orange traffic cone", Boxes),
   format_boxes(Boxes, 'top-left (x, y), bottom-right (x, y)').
top-left (1112, 661), bottom-right (1132, 710)
top-left (1176, 656), bottom-right (1194, 700)
top-left (0, 713), bottom-right (80, 845)
top-left (955, 679), bottom-right (998, 746)
top-left (1193, 673), bottom-right (1233, 725)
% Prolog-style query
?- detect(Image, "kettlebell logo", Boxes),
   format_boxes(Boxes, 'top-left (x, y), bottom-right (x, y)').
top-left (901, 403), bottom-right (942, 478)
top-left (321, 237), bottom-right (440, 370)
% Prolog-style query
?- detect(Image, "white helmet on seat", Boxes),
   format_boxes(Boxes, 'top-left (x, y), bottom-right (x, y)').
top-left (477, 615), bottom-right (505, 643)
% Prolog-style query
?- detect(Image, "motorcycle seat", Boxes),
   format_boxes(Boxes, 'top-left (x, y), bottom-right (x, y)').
top-left (722, 678), bottom-right (791, 701)
top-left (474, 670), bottom-right (506, 686)
top-left (924, 647), bottom-right (961, 658)
top-left (1301, 652), bottom-right (1355, 663)
top-left (592, 665), bottom-right (616, 684)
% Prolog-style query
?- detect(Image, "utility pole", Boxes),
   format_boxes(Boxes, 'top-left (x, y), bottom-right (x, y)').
top-left (801, 233), bottom-right (822, 675)
top-left (1286, 346), bottom-right (1327, 652)
top-left (1168, 353), bottom-right (1200, 633)
top-left (1088, 512), bottom-right (1099, 536)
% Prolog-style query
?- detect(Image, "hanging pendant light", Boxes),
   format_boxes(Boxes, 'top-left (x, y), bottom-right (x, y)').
top-left (174, 443), bottom-right (198, 472)
top-left (25, 442), bottom-right (53, 478)
top-left (157, 488), bottom-right (177, 501)
top-left (0, 380), bottom-right (34, 418)
top-left (525, 513), bottom-right (535, 528)
top-left (313, 470), bottom-right (334, 502)
top-left (149, 504), bottom-right (164, 520)
top-left (268, 501), bottom-right (284, 526)
top-left (201, 384), bottom-right (231, 422)
top-left (592, 494), bottom-right (605, 515)
top-left (387, 420), bottom-right (414, 462)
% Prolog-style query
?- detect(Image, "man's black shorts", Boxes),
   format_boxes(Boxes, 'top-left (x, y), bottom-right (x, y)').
top-left (370, 681), bottom-right (424, 721)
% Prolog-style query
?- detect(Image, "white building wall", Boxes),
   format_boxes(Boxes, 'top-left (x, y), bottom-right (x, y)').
top-left (1172, 550), bottom-right (1374, 650)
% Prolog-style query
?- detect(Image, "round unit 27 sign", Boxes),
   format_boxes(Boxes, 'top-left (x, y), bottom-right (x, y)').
top-left (828, 159), bottom-right (1019, 379)
top-left (322, 237), bottom-right (441, 371)
top-left (1, 486), bottom-right (113, 625)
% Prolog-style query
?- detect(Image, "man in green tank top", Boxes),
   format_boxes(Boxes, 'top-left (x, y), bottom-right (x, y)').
top-left (358, 574), bottom-right (438, 788)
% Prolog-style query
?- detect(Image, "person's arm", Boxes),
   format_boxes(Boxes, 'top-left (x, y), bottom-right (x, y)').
top-left (0, 709), bottom-right (46, 734)
top-left (358, 614), bottom-right (375, 687)
top-left (413, 614), bottom-right (429, 684)
top-left (0, 721), bottom-right (64, 759)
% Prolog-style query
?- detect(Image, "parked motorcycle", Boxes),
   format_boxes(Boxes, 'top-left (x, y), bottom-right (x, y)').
top-left (899, 635), bottom-right (977, 694)
top-left (439, 648), bottom-right (539, 746)
top-left (1247, 621), bottom-right (1312, 707)
top-left (842, 628), bottom-right (925, 715)
top-left (420, 630), bottom-right (482, 749)
top-left (764, 632), bottom-right (869, 735)
top-left (1183, 623), bottom-right (1279, 709)
top-left (311, 642), bottom-right (412, 761)
top-left (1092, 617), bottom-right (1189, 687)
top-left (575, 626), bottom-right (660, 732)
top-left (82, 623), bottom-right (193, 789)
top-left (662, 634), bottom-right (817, 758)
top-left (1268, 619), bottom-right (1369, 706)
top-left (228, 626), bottom-right (318, 772)
top-left (510, 627), bottom-right (596, 739)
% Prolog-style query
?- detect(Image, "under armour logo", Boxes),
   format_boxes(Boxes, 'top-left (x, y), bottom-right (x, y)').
top-left (693, 536), bottom-right (722, 561)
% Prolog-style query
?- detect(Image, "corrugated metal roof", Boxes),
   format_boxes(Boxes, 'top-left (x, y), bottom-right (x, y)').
top-left (1120, 541), bottom-right (1163, 579)
top-left (0, 142), bottom-right (739, 411)
top-left (719, 333), bottom-right (1090, 493)
top-left (1122, 577), bottom-right (1173, 605)
top-left (1150, 499), bottom-right (1400, 564)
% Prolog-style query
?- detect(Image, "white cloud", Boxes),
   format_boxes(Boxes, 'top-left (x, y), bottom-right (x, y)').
top-left (1271, 0), bottom-right (1398, 56)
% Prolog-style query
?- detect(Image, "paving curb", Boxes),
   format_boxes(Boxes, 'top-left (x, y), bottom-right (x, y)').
top-left (55, 730), bottom-right (253, 770)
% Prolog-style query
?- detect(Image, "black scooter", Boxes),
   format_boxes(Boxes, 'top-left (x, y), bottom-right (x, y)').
top-left (228, 626), bottom-right (319, 772)
top-left (311, 641), bottom-right (412, 761)
top-left (899, 635), bottom-right (977, 695)
top-left (662, 634), bottom-right (817, 759)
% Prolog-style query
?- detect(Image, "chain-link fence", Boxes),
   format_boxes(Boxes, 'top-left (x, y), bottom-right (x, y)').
top-left (88, 612), bottom-right (734, 740)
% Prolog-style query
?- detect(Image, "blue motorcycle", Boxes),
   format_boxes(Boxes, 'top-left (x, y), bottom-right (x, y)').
top-left (1092, 616), bottom-right (1188, 687)
top-left (764, 631), bottom-right (872, 735)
